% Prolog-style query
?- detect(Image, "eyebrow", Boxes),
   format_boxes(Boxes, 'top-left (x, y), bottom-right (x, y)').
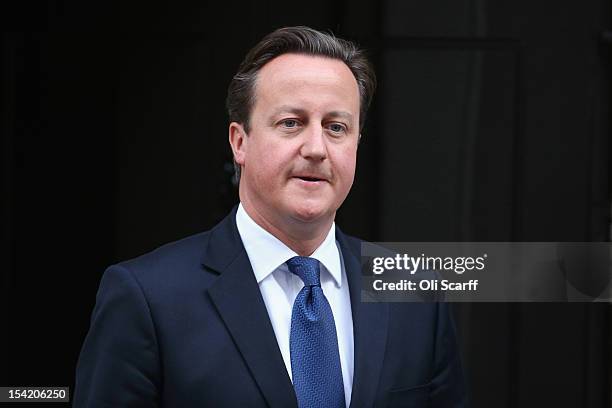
top-left (271, 105), bottom-right (354, 122)
top-left (271, 105), bottom-right (308, 117)
top-left (327, 110), bottom-right (354, 121)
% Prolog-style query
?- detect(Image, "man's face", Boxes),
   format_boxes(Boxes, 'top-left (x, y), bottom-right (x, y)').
top-left (231, 53), bottom-right (360, 228)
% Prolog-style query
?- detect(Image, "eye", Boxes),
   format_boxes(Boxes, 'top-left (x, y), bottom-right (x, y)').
top-left (328, 123), bottom-right (347, 133)
top-left (280, 119), bottom-right (299, 128)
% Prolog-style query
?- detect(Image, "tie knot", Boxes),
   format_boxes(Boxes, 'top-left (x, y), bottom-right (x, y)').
top-left (286, 256), bottom-right (321, 287)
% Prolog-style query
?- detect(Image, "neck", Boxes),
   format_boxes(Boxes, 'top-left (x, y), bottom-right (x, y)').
top-left (240, 201), bottom-right (334, 257)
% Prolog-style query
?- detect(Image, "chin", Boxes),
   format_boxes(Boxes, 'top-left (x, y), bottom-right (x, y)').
top-left (289, 204), bottom-right (331, 223)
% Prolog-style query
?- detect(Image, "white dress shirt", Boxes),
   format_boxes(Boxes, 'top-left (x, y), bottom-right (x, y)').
top-left (236, 204), bottom-right (354, 406)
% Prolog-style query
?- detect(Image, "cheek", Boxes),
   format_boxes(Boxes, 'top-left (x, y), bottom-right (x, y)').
top-left (333, 146), bottom-right (358, 185)
top-left (249, 142), bottom-right (291, 181)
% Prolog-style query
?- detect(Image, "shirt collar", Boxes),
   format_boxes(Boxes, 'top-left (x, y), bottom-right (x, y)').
top-left (235, 203), bottom-right (342, 287)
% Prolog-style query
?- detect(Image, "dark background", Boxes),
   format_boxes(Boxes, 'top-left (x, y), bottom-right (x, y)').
top-left (2, 1), bottom-right (611, 407)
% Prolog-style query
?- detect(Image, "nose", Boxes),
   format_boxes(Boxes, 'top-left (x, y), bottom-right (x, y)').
top-left (300, 124), bottom-right (328, 161)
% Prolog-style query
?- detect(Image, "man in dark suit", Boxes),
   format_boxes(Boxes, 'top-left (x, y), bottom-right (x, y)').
top-left (74, 26), bottom-right (468, 407)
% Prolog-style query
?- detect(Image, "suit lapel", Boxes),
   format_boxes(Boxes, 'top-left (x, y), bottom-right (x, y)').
top-left (336, 228), bottom-right (389, 408)
top-left (203, 208), bottom-right (297, 408)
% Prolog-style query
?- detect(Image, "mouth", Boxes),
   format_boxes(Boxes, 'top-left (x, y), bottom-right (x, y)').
top-left (291, 174), bottom-right (329, 186)
top-left (295, 176), bottom-right (326, 182)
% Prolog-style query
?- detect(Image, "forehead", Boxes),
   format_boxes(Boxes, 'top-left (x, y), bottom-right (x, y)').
top-left (253, 53), bottom-right (359, 114)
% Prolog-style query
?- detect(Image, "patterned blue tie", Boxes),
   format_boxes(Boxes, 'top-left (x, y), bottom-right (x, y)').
top-left (287, 256), bottom-right (345, 408)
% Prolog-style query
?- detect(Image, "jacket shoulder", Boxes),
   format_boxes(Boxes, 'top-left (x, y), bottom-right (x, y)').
top-left (111, 230), bottom-right (213, 289)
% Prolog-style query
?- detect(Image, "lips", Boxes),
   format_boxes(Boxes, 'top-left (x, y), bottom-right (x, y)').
top-left (295, 175), bottom-right (326, 182)
top-left (292, 172), bottom-right (330, 184)
top-left (290, 166), bottom-right (332, 186)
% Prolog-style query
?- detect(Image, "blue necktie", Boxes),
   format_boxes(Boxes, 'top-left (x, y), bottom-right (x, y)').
top-left (287, 256), bottom-right (345, 408)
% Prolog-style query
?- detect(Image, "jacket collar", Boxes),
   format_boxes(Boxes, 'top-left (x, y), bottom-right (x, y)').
top-left (335, 227), bottom-right (389, 408)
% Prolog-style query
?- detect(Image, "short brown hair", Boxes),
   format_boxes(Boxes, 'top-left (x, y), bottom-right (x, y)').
top-left (226, 26), bottom-right (376, 133)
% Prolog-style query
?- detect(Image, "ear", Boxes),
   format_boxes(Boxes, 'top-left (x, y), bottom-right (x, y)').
top-left (228, 122), bottom-right (248, 165)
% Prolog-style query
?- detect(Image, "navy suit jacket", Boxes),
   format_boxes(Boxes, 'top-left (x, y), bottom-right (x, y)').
top-left (74, 208), bottom-right (468, 407)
